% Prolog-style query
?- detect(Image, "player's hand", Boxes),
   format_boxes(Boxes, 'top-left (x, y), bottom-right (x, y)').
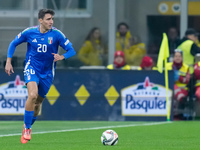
top-left (52, 53), bottom-right (65, 62)
top-left (5, 62), bottom-right (14, 76)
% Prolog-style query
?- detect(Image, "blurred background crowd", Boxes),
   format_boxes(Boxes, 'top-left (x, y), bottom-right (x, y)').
top-left (1, 0), bottom-right (200, 69)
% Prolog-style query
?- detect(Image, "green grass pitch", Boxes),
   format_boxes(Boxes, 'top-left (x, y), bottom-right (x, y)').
top-left (0, 121), bottom-right (199, 150)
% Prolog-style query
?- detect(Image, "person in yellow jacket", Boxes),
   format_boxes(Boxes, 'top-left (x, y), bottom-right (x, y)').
top-left (78, 27), bottom-right (106, 66)
top-left (124, 36), bottom-right (146, 66)
top-left (177, 28), bottom-right (200, 74)
top-left (107, 51), bottom-right (130, 70)
top-left (166, 49), bottom-right (190, 119)
top-left (116, 22), bottom-right (132, 52)
top-left (166, 50), bottom-right (190, 101)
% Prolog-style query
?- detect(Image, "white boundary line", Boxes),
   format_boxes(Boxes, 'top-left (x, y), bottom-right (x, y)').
top-left (0, 121), bottom-right (172, 138)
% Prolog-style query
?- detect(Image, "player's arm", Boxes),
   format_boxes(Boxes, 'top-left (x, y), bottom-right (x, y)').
top-left (5, 57), bottom-right (14, 76)
top-left (52, 53), bottom-right (65, 62)
top-left (62, 41), bottom-right (76, 59)
top-left (5, 31), bottom-right (27, 76)
top-left (56, 31), bottom-right (76, 60)
top-left (52, 43), bottom-right (75, 62)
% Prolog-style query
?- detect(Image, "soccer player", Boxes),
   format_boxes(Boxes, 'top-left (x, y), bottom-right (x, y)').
top-left (5, 9), bottom-right (76, 144)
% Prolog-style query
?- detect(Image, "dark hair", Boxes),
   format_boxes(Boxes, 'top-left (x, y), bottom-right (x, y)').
top-left (117, 22), bottom-right (129, 30)
top-left (185, 28), bottom-right (198, 36)
top-left (85, 27), bottom-right (101, 41)
top-left (85, 27), bottom-right (102, 47)
top-left (38, 9), bottom-right (55, 19)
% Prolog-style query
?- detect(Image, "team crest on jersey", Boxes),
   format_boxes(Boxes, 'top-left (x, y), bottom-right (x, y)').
top-left (48, 37), bottom-right (53, 44)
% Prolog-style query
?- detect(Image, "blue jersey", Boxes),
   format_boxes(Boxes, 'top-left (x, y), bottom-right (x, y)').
top-left (7, 26), bottom-right (76, 78)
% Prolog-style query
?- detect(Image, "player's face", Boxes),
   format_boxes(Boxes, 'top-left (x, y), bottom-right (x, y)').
top-left (40, 13), bottom-right (54, 31)
top-left (173, 52), bottom-right (182, 63)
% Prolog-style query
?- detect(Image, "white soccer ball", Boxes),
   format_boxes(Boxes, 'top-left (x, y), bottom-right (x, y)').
top-left (101, 129), bottom-right (118, 146)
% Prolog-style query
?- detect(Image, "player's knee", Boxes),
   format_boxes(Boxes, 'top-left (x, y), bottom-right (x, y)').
top-left (28, 92), bottom-right (38, 101)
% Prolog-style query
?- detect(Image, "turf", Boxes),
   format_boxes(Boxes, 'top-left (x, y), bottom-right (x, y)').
top-left (0, 121), bottom-right (199, 150)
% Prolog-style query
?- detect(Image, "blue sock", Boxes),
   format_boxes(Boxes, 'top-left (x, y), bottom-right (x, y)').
top-left (31, 116), bottom-right (37, 125)
top-left (24, 110), bottom-right (34, 129)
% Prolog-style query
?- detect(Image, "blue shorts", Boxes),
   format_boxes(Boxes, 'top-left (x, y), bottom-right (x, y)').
top-left (24, 65), bottom-right (53, 98)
